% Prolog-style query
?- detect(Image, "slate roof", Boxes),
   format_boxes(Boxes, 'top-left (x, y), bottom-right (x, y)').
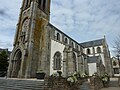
top-left (80, 39), bottom-right (104, 48)
top-left (88, 56), bottom-right (100, 63)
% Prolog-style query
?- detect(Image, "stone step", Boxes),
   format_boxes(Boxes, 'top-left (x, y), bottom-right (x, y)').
top-left (0, 78), bottom-right (45, 90)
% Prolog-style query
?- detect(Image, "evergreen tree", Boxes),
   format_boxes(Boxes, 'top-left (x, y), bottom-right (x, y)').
top-left (0, 50), bottom-right (9, 76)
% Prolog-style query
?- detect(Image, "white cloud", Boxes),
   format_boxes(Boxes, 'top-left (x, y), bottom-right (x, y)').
top-left (0, 0), bottom-right (120, 55)
top-left (0, 0), bottom-right (22, 50)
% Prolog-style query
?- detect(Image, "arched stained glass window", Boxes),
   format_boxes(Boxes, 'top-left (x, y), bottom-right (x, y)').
top-left (53, 51), bottom-right (62, 70)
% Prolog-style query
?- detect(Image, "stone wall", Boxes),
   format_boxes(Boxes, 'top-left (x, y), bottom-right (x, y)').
top-left (90, 76), bottom-right (103, 90)
top-left (44, 77), bottom-right (86, 90)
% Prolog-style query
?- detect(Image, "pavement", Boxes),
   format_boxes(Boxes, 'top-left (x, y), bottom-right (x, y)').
top-left (83, 78), bottom-right (120, 90)
top-left (99, 78), bottom-right (120, 90)
top-left (100, 87), bottom-right (120, 90)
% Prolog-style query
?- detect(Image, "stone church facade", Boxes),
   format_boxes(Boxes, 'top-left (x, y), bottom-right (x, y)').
top-left (7, 0), bottom-right (113, 78)
top-left (81, 38), bottom-right (113, 76)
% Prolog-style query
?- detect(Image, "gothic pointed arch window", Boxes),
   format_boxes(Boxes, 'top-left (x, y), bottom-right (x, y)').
top-left (97, 47), bottom-right (101, 53)
top-left (56, 33), bottom-right (60, 41)
top-left (53, 51), bottom-right (62, 70)
top-left (87, 48), bottom-right (91, 54)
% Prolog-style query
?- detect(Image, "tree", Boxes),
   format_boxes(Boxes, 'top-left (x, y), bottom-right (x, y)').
top-left (113, 35), bottom-right (120, 67)
top-left (0, 50), bottom-right (9, 76)
top-left (113, 35), bottom-right (120, 56)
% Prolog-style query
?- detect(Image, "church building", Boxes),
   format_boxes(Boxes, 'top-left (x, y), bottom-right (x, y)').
top-left (7, 0), bottom-right (113, 78)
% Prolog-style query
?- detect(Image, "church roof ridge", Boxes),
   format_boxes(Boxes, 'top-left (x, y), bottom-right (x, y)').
top-left (48, 23), bottom-right (84, 47)
top-left (80, 38), bottom-right (104, 48)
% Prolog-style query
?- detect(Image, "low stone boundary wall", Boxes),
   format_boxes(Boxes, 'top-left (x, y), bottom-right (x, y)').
top-left (44, 77), bottom-right (87, 90)
top-left (90, 76), bottom-right (103, 90)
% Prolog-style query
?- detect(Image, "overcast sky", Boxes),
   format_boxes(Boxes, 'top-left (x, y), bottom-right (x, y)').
top-left (0, 0), bottom-right (120, 55)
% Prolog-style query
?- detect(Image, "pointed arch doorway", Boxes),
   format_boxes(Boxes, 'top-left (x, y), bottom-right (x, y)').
top-left (11, 49), bottom-right (22, 78)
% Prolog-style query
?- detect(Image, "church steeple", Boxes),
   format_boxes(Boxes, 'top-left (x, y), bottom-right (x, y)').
top-left (7, 0), bottom-right (52, 78)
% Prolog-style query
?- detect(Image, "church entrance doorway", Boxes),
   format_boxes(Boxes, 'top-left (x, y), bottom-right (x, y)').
top-left (12, 49), bottom-right (22, 78)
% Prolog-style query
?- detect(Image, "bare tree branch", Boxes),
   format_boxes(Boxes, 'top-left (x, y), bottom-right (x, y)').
top-left (113, 35), bottom-right (120, 55)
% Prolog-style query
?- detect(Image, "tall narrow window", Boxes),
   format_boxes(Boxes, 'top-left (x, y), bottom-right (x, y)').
top-left (65, 38), bottom-right (68, 44)
top-left (57, 33), bottom-right (60, 41)
top-left (38, 0), bottom-right (42, 8)
top-left (53, 52), bottom-right (62, 70)
top-left (76, 45), bottom-right (79, 50)
top-left (43, 0), bottom-right (46, 10)
top-left (87, 48), bottom-right (91, 54)
top-left (97, 47), bottom-right (101, 53)
top-left (72, 42), bottom-right (74, 48)
top-left (25, 0), bottom-right (29, 8)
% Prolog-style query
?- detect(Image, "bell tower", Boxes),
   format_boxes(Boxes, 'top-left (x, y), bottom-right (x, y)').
top-left (8, 0), bottom-right (51, 78)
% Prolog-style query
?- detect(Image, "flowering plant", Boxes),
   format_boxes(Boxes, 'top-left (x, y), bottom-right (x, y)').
top-left (101, 74), bottom-right (109, 81)
top-left (67, 76), bottom-right (75, 83)
top-left (102, 77), bottom-right (108, 82)
top-left (67, 72), bottom-right (78, 84)
top-left (81, 73), bottom-right (88, 78)
top-left (51, 72), bottom-right (59, 77)
top-left (67, 75), bottom-right (78, 86)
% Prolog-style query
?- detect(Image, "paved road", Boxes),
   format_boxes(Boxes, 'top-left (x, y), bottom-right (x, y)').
top-left (100, 87), bottom-right (120, 90)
